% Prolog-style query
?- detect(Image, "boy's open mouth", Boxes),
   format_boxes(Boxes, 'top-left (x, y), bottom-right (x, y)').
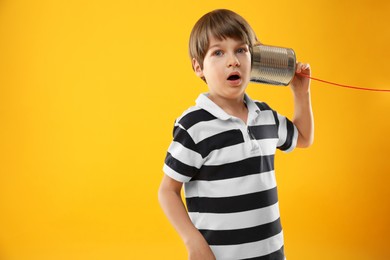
top-left (227, 74), bottom-right (241, 81)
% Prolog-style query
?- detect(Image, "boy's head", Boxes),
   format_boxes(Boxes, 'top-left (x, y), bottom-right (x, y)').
top-left (189, 9), bottom-right (259, 71)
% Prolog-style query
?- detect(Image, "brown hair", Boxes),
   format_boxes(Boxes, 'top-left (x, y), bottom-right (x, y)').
top-left (189, 9), bottom-right (259, 70)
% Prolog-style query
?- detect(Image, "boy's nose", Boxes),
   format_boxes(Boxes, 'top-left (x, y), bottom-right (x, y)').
top-left (227, 54), bottom-right (240, 68)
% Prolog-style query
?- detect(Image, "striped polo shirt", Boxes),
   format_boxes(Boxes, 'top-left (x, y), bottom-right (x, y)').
top-left (163, 93), bottom-right (297, 260)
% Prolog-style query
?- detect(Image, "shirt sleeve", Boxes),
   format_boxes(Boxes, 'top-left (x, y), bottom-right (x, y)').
top-left (163, 121), bottom-right (204, 183)
top-left (276, 113), bottom-right (298, 153)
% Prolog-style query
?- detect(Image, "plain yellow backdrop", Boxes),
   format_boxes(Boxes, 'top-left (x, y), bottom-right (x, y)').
top-left (1, 0), bottom-right (389, 259)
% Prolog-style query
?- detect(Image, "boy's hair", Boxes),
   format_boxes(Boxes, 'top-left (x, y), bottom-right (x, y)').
top-left (189, 9), bottom-right (259, 70)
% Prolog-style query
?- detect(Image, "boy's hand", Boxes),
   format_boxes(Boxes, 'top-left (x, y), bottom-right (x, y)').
top-left (186, 234), bottom-right (216, 260)
top-left (290, 62), bottom-right (311, 95)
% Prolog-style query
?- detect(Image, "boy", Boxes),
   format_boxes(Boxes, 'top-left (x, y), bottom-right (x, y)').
top-left (158, 9), bottom-right (313, 260)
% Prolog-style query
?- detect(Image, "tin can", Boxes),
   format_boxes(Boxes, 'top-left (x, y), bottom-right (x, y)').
top-left (250, 44), bottom-right (296, 86)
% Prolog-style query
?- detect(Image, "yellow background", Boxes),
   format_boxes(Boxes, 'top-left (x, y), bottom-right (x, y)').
top-left (1, 0), bottom-right (389, 259)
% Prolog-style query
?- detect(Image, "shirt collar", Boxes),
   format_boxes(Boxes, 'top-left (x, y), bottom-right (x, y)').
top-left (195, 93), bottom-right (260, 122)
top-left (244, 93), bottom-right (261, 122)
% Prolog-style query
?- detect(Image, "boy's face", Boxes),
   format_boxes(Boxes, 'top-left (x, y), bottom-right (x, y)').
top-left (193, 36), bottom-right (251, 101)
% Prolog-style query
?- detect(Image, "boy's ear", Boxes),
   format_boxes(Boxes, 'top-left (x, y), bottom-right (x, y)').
top-left (192, 58), bottom-right (204, 78)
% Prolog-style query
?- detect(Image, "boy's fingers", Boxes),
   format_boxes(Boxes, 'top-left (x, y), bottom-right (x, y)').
top-left (296, 62), bottom-right (311, 76)
top-left (302, 63), bottom-right (310, 71)
top-left (296, 62), bottom-right (302, 73)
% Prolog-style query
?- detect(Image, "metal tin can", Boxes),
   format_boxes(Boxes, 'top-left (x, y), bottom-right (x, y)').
top-left (250, 44), bottom-right (296, 86)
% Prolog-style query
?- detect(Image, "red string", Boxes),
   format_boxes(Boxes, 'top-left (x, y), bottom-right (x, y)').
top-left (297, 73), bottom-right (390, 92)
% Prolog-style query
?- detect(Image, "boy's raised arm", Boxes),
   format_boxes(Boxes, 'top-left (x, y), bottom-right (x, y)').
top-left (290, 62), bottom-right (314, 148)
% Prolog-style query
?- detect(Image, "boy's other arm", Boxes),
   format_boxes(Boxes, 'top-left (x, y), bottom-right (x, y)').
top-left (290, 62), bottom-right (314, 148)
top-left (158, 175), bottom-right (216, 260)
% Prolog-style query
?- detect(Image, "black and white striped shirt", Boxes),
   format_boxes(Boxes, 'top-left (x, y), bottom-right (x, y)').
top-left (163, 93), bottom-right (297, 260)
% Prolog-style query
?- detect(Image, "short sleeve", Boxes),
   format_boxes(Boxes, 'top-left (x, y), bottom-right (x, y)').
top-left (276, 113), bottom-right (298, 153)
top-left (163, 121), bottom-right (204, 183)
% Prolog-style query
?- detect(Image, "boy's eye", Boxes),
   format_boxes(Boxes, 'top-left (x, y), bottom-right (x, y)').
top-left (237, 47), bottom-right (248, 54)
top-left (213, 50), bottom-right (223, 56)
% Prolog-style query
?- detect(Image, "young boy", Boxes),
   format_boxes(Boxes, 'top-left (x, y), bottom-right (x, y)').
top-left (158, 9), bottom-right (314, 260)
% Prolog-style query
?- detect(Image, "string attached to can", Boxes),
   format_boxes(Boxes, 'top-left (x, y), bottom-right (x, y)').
top-left (296, 73), bottom-right (390, 92)
top-left (250, 44), bottom-right (390, 92)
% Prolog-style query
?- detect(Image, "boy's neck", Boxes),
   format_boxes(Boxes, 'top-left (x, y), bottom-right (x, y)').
top-left (208, 93), bottom-right (248, 124)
